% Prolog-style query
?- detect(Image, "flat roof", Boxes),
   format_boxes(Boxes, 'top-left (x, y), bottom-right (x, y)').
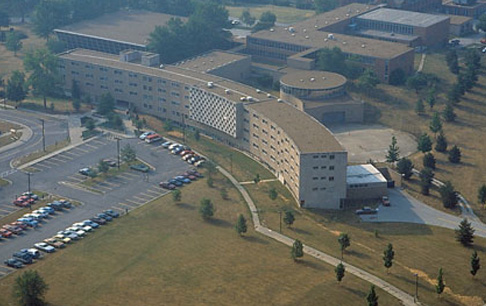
top-left (247, 100), bottom-right (344, 153)
top-left (174, 51), bottom-right (250, 73)
top-left (280, 70), bottom-right (346, 90)
top-left (55, 10), bottom-right (186, 46)
top-left (358, 29), bottom-right (419, 42)
top-left (347, 164), bottom-right (387, 185)
top-left (356, 8), bottom-right (449, 28)
top-left (448, 15), bottom-right (473, 25)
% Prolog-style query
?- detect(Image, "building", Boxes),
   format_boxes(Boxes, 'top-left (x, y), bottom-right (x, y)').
top-left (442, 0), bottom-right (486, 18)
top-left (246, 4), bottom-right (415, 83)
top-left (279, 70), bottom-right (363, 124)
top-left (385, 0), bottom-right (442, 12)
top-left (54, 10), bottom-right (186, 55)
top-left (448, 15), bottom-right (474, 35)
top-left (354, 8), bottom-right (450, 47)
top-left (346, 164), bottom-right (388, 200)
top-left (58, 48), bottom-right (348, 209)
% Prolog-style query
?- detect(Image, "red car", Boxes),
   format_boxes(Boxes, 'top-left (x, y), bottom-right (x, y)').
top-left (0, 229), bottom-right (13, 238)
top-left (10, 222), bottom-right (28, 230)
top-left (2, 225), bottom-right (23, 235)
top-left (13, 196), bottom-right (35, 207)
top-left (481, 38), bottom-right (486, 44)
top-left (159, 182), bottom-right (176, 190)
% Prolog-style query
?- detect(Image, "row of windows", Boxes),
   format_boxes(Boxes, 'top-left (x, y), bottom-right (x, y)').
top-left (349, 183), bottom-right (369, 188)
top-left (313, 154), bottom-right (335, 159)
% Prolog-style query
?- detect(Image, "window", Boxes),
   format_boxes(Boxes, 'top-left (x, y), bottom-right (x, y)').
top-left (321, 166), bottom-right (327, 169)
top-left (330, 155), bottom-right (335, 160)
top-left (114, 70), bottom-right (123, 75)
top-left (312, 187), bottom-right (318, 191)
top-left (312, 177), bottom-right (318, 180)
top-left (329, 166), bottom-right (334, 170)
top-left (157, 79), bottom-right (166, 84)
top-left (253, 114), bottom-right (259, 119)
top-left (321, 177), bottom-right (326, 180)
top-left (313, 155), bottom-right (319, 159)
top-left (313, 166), bottom-right (318, 170)
top-left (329, 177), bottom-right (334, 181)
top-left (158, 88), bottom-right (166, 93)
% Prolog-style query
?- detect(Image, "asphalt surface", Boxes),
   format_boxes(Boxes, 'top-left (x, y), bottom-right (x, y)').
top-left (0, 133), bottom-right (192, 275)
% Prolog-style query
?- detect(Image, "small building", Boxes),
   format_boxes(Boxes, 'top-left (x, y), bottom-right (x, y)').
top-left (448, 15), bottom-right (474, 36)
top-left (442, 0), bottom-right (486, 19)
top-left (346, 164), bottom-right (388, 200)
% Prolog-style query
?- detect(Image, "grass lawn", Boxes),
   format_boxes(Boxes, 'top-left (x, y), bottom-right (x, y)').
top-left (6, 96), bottom-right (91, 114)
top-left (0, 120), bottom-right (23, 148)
top-left (0, 174), bottom-right (400, 306)
top-left (80, 160), bottom-right (140, 188)
top-left (14, 139), bottom-right (71, 168)
top-left (226, 4), bottom-right (315, 24)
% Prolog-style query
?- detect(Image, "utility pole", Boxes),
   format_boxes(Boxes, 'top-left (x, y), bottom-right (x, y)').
top-left (414, 273), bottom-right (419, 302)
top-left (40, 119), bottom-right (46, 152)
top-left (279, 210), bottom-right (282, 233)
top-left (181, 115), bottom-right (186, 144)
top-left (26, 172), bottom-right (31, 193)
top-left (115, 137), bottom-right (121, 169)
top-left (229, 153), bottom-right (233, 175)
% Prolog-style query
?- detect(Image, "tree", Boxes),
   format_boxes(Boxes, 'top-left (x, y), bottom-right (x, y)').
top-left (426, 88), bottom-right (437, 109)
top-left (429, 112), bottom-right (442, 136)
top-left (335, 263), bottom-right (345, 283)
top-left (199, 198), bottom-right (214, 219)
top-left (72, 99), bottom-right (81, 112)
top-left (417, 133), bottom-right (432, 153)
top-left (253, 173), bottom-right (260, 184)
top-left (445, 49), bottom-right (459, 74)
top-left (423, 152), bottom-right (436, 170)
top-left (366, 285), bottom-right (379, 306)
top-left (85, 118), bottom-right (95, 132)
top-left (46, 38), bottom-right (67, 53)
top-left (32, 0), bottom-right (70, 40)
top-left (406, 73), bottom-right (428, 94)
top-left (470, 250), bottom-right (481, 277)
top-left (172, 189), bottom-right (181, 203)
top-left (414, 99), bottom-right (425, 115)
top-left (71, 79), bottom-right (81, 100)
top-left (314, 0), bottom-right (338, 13)
top-left (478, 13), bottom-right (486, 32)
top-left (240, 9), bottom-right (255, 26)
top-left (448, 82), bottom-right (463, 104)
top-left (338, 233), bottom-right (350, 259)
top-left (448, 145), bottom-right (461, 164)
top-left (439, 181), bottom-right (458, 209)
top-left (478, 184), bottom-right (486, 207)
top-left (235, 214), bottom-right (247, 236)
top-left (317, 47), bottom-right (347, 75)
top-left (23, 48), bottom-right (60, 109)
top-left (357, 69), bottom-right (380, 92)
top-left (269, 187), bottom-right (278, 200)
top-left (97, 93), bottom-right (115, 116)
top-left (98, 159), bottom-right (109, 173)
top-left (291, 239), bottom-right (304, 261)
top-left (388, 68), bottom-right (406, 86)
top-left (283, 211), bottom-right (295, 228)
top-left (435, 132), bottom-right (448, 153)
top-left (6, 70), bottom-right (27, 104)
top-left (207, 176), bottom-right (214, 188)
top-left (442, 104), bottom-right (456, 123)
top-left (383, 243), bottom-right (395, 273)
top-left (194, 130), bottom-right (200, 141)
top-left (13, 270), bottom-right (49, 306)
top-left (419, 167), bottom-right (434, 196)
top-left (121, 144), bottom-right (136, 162)
top-left (436, 268), bottom-right (445, 296)
top-left (464, 49), bottom-right (481, 71)
top-left (455, 218), bottom-right (475, 247)
top-left (386, 136), bottom-right (400, 163)
top-left (396, 158), bottom-right (413, 179)
top-left (5, 32), bottom-right (23, 56)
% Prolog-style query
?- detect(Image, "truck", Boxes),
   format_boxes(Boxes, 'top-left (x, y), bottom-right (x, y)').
top-left (381, 196), bottom-right (391, 206)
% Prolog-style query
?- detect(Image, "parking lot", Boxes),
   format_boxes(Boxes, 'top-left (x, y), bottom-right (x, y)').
top-left (0, 134), bottom-right (198, 277)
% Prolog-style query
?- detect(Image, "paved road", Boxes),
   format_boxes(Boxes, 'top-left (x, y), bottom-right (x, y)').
top-left (359, 189), bottom-right (486, 237)
top-left (218, 166), bottom-right (416, 306)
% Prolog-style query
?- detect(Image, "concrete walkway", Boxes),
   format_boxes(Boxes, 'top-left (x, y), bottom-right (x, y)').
top-left (417, 53), bottom-right (427, 73)
top-left (218, 166), bottom-right (416, 306)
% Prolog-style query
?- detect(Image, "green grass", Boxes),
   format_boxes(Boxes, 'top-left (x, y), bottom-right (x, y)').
top-left (14, 139), bottom-right (71, 168)
top-left (0, 120), bottom-right (23, 148)
top-left (226, 4), bottom-right (315, 24)
top-left (0, 174), bottom-right (400, 306)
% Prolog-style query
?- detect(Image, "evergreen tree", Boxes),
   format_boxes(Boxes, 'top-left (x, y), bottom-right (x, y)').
top-left (235, 214), bottom-right (247, 236)
top-left (429, 112), bottom-right (442, 136)
top-left (199, 198), bottom-right (214, 219)
top-left (455, 218), bottom-right (475, 247)
top-left (335, 263), bottom-right (345, 283)
top-left (269, 187), bottom-right (278, 200)
top-left (417, 133), bottom-right (433, 153)
top-left (442, 104), bottom-right (456, 122)
top-left (439, 181), bottom-right (458, 209)
top-left (386, 136), bottom-right (400, 163)
top-left (426, 88), bottom-right (437, 109)
top-left (423, 152), bottom-right (436, 170)
top-left (97, 93), bottom-right (115, 116)
top-left (383, 243), bottom-right (395, 273)
top-left (415, 99), bottom-right (425, 115)
top-left (253, 173), bottom-right (260, 184)
top-left (338, 233), bottom-right (351, 259)
top-left (470, 250), bottom-right (481, 277)
top-left (419, 168), bottom-right (434, 196)
top-left (446, 49), bottom-right (459, 74)
top-left (121, 144), bottom-right (136, 162)
top-left (436, 268), bottom-right (445, 296)
top-left (6, 70), bottom-right (27, 104)
top-left (284, 211), bottom-right (295, 228)
top-left (13, 270), bottom-right (49, 306)
top-left (448, 145), bottom-right (461, 163)
top-left (172, 189), bottom-right (181, 203)
top-left (447, 82), bottom-right (462, 104)
top-left (72, 99), bottom-right (81, 112)
top-left (435, 132), bottom-right (448, 153)
top-left (478, 184), bottom-right (486, 207)
top-left (97, 159), bottom-right (109, 173)
top-left (366, 285), bottom-right (379, 306)
top-left (291, 239), bottom-right (304, 261)
top-left (396, 158), bottom-right (413, 180)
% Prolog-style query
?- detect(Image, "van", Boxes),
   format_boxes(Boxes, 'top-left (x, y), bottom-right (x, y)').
top-left (145, 134), bottom-right (162, 144)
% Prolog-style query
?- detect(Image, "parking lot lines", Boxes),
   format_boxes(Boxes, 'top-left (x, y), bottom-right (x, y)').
top-left (122, 172), bottom-right (139, 178)
top-left (126, 199), bottom-right (144, 206)
top-left (93, 184), bottom-right (112, 191)
top-left (73, 147), bottom-right (89, 153)
top-left (63, 151), bottom-right (81, 157)
top-left (112, 206), bottom-right (125, 212)
top-left (144, 189), bottom-right (161, 196)
top-left (84, 143), bottom-right (99, 149)
top-left (0, 207), bottom-right (13, 214)
top-left (119, 202), bottom-right (136, 209)
top-left (56, 154), bottom-right (73, 160)
top-left (67, 175), bottom-right (85, 182)
top-left (133, 195), bottom-right (151, 202)
top-left (92, 140), bottom-right (107, 146)
top-left (102, 181), bottom-right (120, 188)
top-left (49, 157), bottom-right (68, 163)
top-left (35, 163), bottom-right (52, 169)
top-left (42, 159), bottom-right (59, 166)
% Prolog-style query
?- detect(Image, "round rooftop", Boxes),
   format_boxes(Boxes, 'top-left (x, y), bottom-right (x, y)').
top-left (280, 71), bottom-right (346, 90)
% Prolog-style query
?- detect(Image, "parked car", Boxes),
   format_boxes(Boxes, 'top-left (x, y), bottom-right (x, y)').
top-left (72, 223), bottom-right (93, 232)
top-left (187, 169), bottom-right (203, 177)
top-left (175, 176), bottom-right (191, 184)
top-left (57, 230), bottom-right (79, 240)
top-left (139, 131), bottom-right (155, 140)
top-left (32, 210), bottom-right (49, 219)
top-left (23, 214), bottom-right (42, 222)
top-left (17, 217), bottom-right (39, 228)
top-left (381, 196), bottom-right (391, 206)
top-left (4, 258), bottom-right (23, 269)
top-left (47, 202), bottom-right (64, 211)
top-left (82, 220), bottom-right (100, 228)
top-left (481, 38), bottom-right (486, 44)
top-left (3, 225), bottom-right (23, 235)
top-left (355, 206), bottom-right (379, 215)
top-left (58, 200), bottom-right (73, 209)
top-left (159, 182), bottom-right (176, 190)
top-left (96, 213), bottom-right (112, 221)
top-left (182, 154), bottom-right (194, 161)
top-left (182, 172), bottom-right (197, 180)
top-left (20, 248), bottom-right (42, 259)
top-left (53, 234), bottom-right (72, 244)
top-left (66, 227), bottom-right (86, 237)
top-left (103, 209), bottom-right (120, 218)
top-left (145, 133), bottom-right (163, 144)
top-left (12, 252), bottom-right (33, 264)
top-left (194, 160), bottom-right (205, 167)
top-left (34, 242), bottom-right (56, 253)
top-left (22, 192), bottom-right (39, 200)
top-left (169, 179), bottom-right (183, 187)
top-left (102, 159), bottom-right (117, 167)
top-left (171, 147), bottom-right (183, 155)
top-left (38, 206), bottom-right (55, 215)
top-left (168, 143), bottom-right (181, 150)
top-left (90, 217), bottom-right (107, 225)
top-left (79, 167), bottom-right (95, 176)
top-left (0, 228), bottom-right (13, 238)
top-left (180, 150), bottom-right (192, 156)
top-left (44, 238), bottom-right (65, 249)
top-left (161, 141), bottom-right (172, 148)
top-left (10, 222), bottom-right (28, 230)
top-left (130, 164), bottom-right (150, 173)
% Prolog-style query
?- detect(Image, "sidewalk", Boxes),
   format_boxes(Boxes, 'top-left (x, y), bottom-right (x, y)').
top-left (218, 166), bottom-right (417, 306)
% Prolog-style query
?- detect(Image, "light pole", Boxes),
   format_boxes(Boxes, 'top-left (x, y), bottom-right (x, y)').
top-left (39, 119), bottom-right (46, 152)
top-left (414, 273), bottom-right (419, 302)
top-left (279, 210), bottom-right (282, 233)
top-left (26, 172), bottom-right (31, 193)
top-left (115, 137), bottom-right (121, 169)
top-left (229, 153), bottom-right (233, 175)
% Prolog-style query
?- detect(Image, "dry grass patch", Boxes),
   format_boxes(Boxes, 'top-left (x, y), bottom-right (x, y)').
top-left (226, 4), bottom-right (315, 24)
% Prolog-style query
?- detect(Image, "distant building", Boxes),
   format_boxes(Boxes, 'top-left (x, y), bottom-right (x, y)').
top-left (346, 164), bottom-right (388, 200)
top-left (442, 0), bottom-right (486, 18)
top-left (448, 15), bottom-right (474, 35)
top-left (385, 0), bottom-right (442, 12)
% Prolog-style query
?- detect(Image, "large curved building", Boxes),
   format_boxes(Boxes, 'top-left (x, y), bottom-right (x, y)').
top-left (58, 48), bottom-right (348, 209)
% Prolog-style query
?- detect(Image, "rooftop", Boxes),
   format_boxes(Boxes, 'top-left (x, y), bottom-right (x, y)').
top-left (280, 70), bottom-right (346, 90)
top-left (55, 10), bottom-right (186, 46)
top-left (448, 15), bottom-right (473, 24)
top-left (346, 164), bottom-right (387, 185)
top-left (247, 100), bottom-right (344, 153)
top-left (357, 29), bottom-right (419, 42)
top-left (173, 51), bottom-right (250, 73)
top-left (356, 8), bottom-right (450, 28)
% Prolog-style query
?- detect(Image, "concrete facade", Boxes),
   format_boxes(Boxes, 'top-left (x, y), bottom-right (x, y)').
top-left (346, 164), bottom-right (388, 200)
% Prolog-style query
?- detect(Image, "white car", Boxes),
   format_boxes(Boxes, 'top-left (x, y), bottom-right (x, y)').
top-left (72, 223), bottom-right (93, 232)
top-left (22, 192), bottom-right (39, 200)
top-left (32, 210), bottom-right (49, 218)
top-left (139, 131), bottom-right (155, 140)
top-left (168, 143), bottom-right (181, 150)
top-left (34, 242), bottom-right (56, 253)
top-left (66, 227), bottom-right (86, 237)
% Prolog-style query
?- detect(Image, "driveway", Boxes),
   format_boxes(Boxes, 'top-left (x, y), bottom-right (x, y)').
top-left (359, 189), bottom-right (486, 237)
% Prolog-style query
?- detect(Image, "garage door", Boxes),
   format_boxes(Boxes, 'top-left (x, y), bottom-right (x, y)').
top-left (322, 111), bottom-right (345, 124)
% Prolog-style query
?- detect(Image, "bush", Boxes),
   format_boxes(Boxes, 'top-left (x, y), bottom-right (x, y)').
top-left (388, 68), bottom-right (406, 86)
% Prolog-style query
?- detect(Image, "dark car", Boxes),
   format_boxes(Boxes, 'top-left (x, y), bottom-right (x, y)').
top-left (182, 172), bottom-right (197, 180)
top-left (97, 213), bottom-right (112, 221)
top-left (103, 159), bottom-right (117, 167)
top-left (175, 176), bottom-right (191, 184)
top-left (159, 182), bottom-right (176, 190)
top-left (58, 200), bottom-right (73, 209)
top-left (47, 202), bottom-right (64, 211)
top-left (4, 258), bottom-right (23, 269)
top-left (130, 164), bottom-right (150, 173)
top-left (90, 217), bottom-right (107, 225)
top-left (12, 252), bottom-right (33, 264)
top-left (355, 206), bottom-right (379, 215)
top-left (169, 179), bottom-right (183, 187)
top-left (79, 167), bottom-right (95, 176)
top-left (103, 209), bottom-right (119, 218)
top-left (187, 170), bottom-right (203, 178)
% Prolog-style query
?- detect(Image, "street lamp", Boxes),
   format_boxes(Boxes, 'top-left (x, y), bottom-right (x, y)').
top-left (414, 273), bottom-right (419, 302)
top-left (39, 119), bottom-right (46, 152)
top-left (115, 137), bottom-right (121, 169)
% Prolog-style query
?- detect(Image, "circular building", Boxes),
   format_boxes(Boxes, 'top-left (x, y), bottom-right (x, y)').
top-left (280, 70), bottom-right (347, 101)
